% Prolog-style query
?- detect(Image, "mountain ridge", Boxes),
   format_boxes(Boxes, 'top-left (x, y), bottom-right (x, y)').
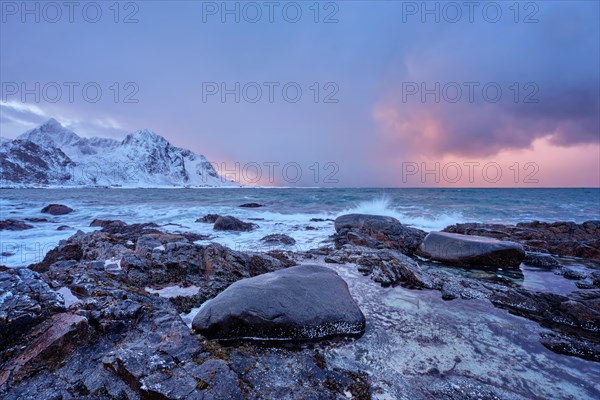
top-left (1, 119), bottom-right (235, 188)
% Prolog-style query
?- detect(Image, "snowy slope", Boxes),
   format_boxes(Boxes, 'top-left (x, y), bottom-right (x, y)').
top-left (1, 119), bottom-right (235, 187)
top-left (0, 140), bottom-right (75, 186)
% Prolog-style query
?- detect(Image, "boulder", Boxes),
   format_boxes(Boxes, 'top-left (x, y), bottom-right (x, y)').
top-left (41, 204), bottom-right (73, 215)
top-left (443, 220), bottom-right (600, 261)
top-left (192, 264), bottom-right (365, 341)
top-left (89, 219), bottom-right (127, 228)
top-left (260, 234), bottom-right (296, 245)
top-left (239, 203), bottom-right (263, 208)
top-left (195, 214), bottom-right (220, 223)
top-left (334, 214), bottom-right (426, 255)
top-left (523, 252), bottom-right (559, 268)
top-left (24, 218), bottom-right (48, 223)
top-left (0, 219), bottom-right (33, 231)
top-left (417, 231), bottom-right (525, 269)
top-left (213, 216), bottom-right (255, 232)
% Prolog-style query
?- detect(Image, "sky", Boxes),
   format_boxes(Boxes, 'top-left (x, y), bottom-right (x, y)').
top-left (1, 0), bottom-right (599, 187)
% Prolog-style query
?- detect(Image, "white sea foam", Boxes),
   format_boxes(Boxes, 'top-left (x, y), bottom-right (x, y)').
top-left (181, 306), bottom-right (202, 328)
top-left (340, 197), bottom-right (464, 231)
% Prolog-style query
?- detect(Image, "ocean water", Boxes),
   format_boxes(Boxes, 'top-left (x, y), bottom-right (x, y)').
top-left (1, 187), bottom-right (599, 268)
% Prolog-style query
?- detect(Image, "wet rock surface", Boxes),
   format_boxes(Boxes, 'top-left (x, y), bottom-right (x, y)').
top-left (41, 204), bottom-right (74, 215)
top-left (192, 264), bottom-right (365, 341)
top-left (260, 233), bottom-right (296, 245)
top-left (195, 213), bottom-right (220, 223)
top-left (443, 220), bottom-right (600, 261)
top-left (416, 231), bottom-right (525, 269)
top-left (239, 203), bottom-right (263, 208)
top-left (325, 214), bottom-right (600, 363)
top-left (213, 215), bottom-right (256, 232)
top-left (2, 215), bottom-right (600, 399)
top-left (0, 268), bottom-right (65, 350)
top-left (0, 219), bottom-right (34, 231)
top-left (0, 222), bottom-right (371, 399)
top-left (334, 213), bottom-right (426, 255)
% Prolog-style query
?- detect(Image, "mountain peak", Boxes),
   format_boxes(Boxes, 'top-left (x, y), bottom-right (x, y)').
top-left (40, 118), bottom-right (63, 131)
top-left (122, 129), bottom-right (169, 146)
top-left (18, 118), bottom-right (80, 148)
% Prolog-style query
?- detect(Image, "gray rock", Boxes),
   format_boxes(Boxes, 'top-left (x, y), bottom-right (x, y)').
top-left (443, 220), bottom-right (600, 261)
top-left (41, 204), bottom-right (73, 215)
top-left (213, 215), bottom-right (255, 232)
top-left (0, 268), bottom-right (65, 350)
top-left (523, 252), bottom-right (559, 267)
top-left (89, 219), bottom-right (127, 228)
top-left (334, 214), bottom-right (426, 255)
top-left (24, 218), bottom-right (48, 223)
top-left (260, 234), bottom-right (296, 245)
top-left (416, 231), bottom-right (525, 269)
top-left (239, 203), bottom-right (263, 208)
top-left (562, 268), bottom-right (588, 280)
top-left (0, 219), bottom-right (33, 231)
top-left (192, 264), bottom-right (365, 341)
top-left (195, 214), bottom-right (220, 223)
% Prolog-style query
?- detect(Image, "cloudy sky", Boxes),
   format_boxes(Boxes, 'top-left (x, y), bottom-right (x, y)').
top-left (1, 1), bottom-right (599, 187)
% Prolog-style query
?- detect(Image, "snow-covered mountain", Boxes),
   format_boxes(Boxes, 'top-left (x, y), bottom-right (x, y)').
top-left (1, 119), bottom-right (235, 188)
top-left (0, 140), bottom-right (75, 185)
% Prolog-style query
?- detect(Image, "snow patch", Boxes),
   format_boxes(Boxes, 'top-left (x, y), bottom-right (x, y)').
top-left (146, 285), bottom-right (200, 299)
top-left (104, 258), bottom-right (122, 270)
top-left (56, 287), bottom-right (80, 308)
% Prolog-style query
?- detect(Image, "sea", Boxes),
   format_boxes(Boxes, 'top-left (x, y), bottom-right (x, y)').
top-left (1, 187), bottom-right (598, 268)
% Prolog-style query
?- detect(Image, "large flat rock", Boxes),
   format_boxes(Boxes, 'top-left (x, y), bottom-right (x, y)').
top-left (192, 264), bottom-right (365, 341)
top-left (416, 231), bottom-right (525, 269)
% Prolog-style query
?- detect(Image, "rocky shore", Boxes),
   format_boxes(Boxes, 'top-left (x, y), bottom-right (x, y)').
top-left (1, 211), bottom-right (599, 399)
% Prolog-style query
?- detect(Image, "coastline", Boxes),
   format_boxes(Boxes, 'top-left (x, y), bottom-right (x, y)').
top-left (1, 205), bottom-right (599, 398)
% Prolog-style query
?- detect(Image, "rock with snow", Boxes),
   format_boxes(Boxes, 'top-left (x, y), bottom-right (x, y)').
top-left (416, 231), bottom-right (525, 269)
top-left (192, 264), bottom-right (366, 341)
